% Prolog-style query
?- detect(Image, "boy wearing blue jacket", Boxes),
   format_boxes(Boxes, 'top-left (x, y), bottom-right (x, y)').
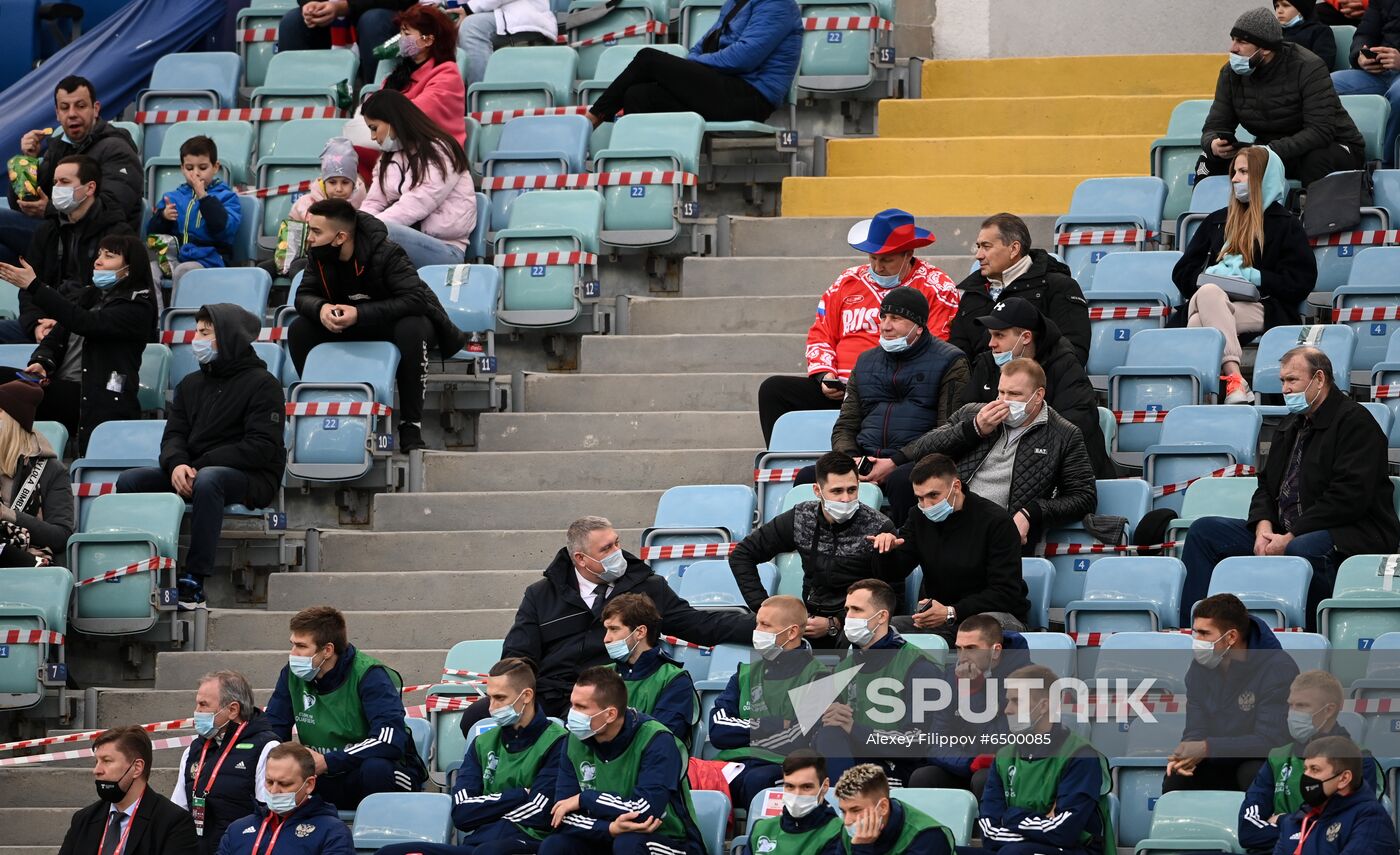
top-left (217, 742), bottom-right (354, 855)
top-left (148, 135), bottom-right (241, 285)
top-left (1273, 736), bottom-right (1397, 855)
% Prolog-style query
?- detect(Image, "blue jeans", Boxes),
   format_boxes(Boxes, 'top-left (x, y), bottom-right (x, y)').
top-left (116, 465), bottom-right (250, 578)
top-left (382, 220), bottom-right (465, 268)
top-left (1332, 68), bottom-right (1400, 166)
top-left (277, 7), bottom-right (399, 84)
top-left (0, 207), bottom-right (41, 265)
top-left (0, 318), bottom-right (29, 344)
top-left (459, 12), bottom-right (497, 86)
top-left (1180, 516), bottom-right (1336, 629)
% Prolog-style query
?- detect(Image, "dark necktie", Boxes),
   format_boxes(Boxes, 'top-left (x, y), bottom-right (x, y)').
top-left (1277, 421), bottom-right (1312, 533)
top-left (99, 812), bottom-right (125, 855)
top-left (591, 585), bottom-right (610, 618)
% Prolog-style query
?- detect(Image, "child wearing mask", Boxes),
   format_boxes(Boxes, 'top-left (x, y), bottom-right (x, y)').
top-left (1277, 0), bottom-right (1337, 69)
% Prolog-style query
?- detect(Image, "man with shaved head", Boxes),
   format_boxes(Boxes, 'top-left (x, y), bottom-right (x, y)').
top-left (1180, 346), bottom-right (1399, 628)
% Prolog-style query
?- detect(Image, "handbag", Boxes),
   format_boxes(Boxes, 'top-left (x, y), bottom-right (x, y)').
top-left (1302, 161), bottom-right (1378, 238)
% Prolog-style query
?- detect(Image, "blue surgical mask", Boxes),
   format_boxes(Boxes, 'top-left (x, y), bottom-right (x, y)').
top-left (265, 781), bottom-right (307, 816)
top-left (1288, 708), bottom-right (1323, 743)
top-left (1284, 374), bottom-right (1320, 414)
top-left (868, 268), bottom-right (902, 288)
top-left (605, 629), bottom-right (638, 662)
top-left (878, 332), bottom-right (912, 354)
top-left (288, 651), bottom-right (324, 681)
top-left (91, 269), bottom-right (121, 289)
top-left (1283, 13), bottom-right (1302, 27)
top-left (597, 548), bottom-right (627, 582)
top-left (379, 134), bottom-right (402, 153)
top-left (193, 708), bottom-right (225, 739)
top-left (191, 338), bottom-right (216, 366)
top-left (489, 689), bottom-right (526, 727)
top-left (1229, 51), bottom-right (1256, 76)
top-left (566, 707), bottom-right (605, 740)
top-left (993, 349), bottom-right (1015, 367)
top-left (922, 499), bottom-right (953, 523)
top-left (1233, 181), bottom-right (1250, 202)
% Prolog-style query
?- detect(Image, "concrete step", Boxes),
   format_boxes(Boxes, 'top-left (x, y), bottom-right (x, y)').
top-left (581, 333), bottom-right (803, 374)
top-left (827, 135), bottom-right (1155, 177)
top-left (154, 648), bottom-right (447, 690)
top-left (781, 174), bottom-right (1098, 217)
top-left (209, 607), bottom-right (515, 649)
top-left (374, 488), bottom-right (663, 529)
top-left (629, 296), bottom-right (814, 335)
top-left (0, 768), bottom-right (180, 807)
top-left (724, 215), bottom-right (1056, 257)
top-left (271, 572), bottom-right (531, 613)
top-left (878, 95), bottom-right (1205, 139)
top-left (422, 449), bottom-right (758, 491)
top-left (476, 412), bottom-right (761, 452)
top-left (317, 527), bottom-right (638, 571)
top-left (91, 688), bottom-right (274, 730)
top-left (680, 256), bottom-right (974, 298)
top-left (1, 807), bottom-right (81, 845)
top-left (522, 371), bottom-right (778, 413)
top-left (920, 54), bottom-right (1221, 98)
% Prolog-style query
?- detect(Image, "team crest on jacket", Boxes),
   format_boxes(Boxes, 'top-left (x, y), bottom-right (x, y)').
top-left (295, 823), bottom-right (316, 838)
top-left (302, 693), bottom-right (317, 711)
top-left (756, 836), bottom-right (777, 853)
top-left (483, 750), bottom-right (499, 785)
top-left (1326, 822), bottom-right (1341, 842)
top-left (1237, 691), bottom-right (1255, 712)
top-left (580, 761), bottom-right (597, 784)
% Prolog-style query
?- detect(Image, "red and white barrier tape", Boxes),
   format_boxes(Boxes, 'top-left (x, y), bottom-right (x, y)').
top-left (236, 27), bottom-right (278, 43)
top-left (400, 683), bottom-right (435, 694)
top-left (802, 16), bottom-right (893, 30)
top-left (479, 170), bottom-right (698, 191)
top-left (1349, 698), bottom-right (1400, 714)
top-left (426, 695), bottom-right (483, 713)
top-left (73, 483), bottom-right (116, 498)
top-left (1063, 699), bottom-right (1185, 714)
top-left (1112, 410), bottom-right (1168, 424)
top-left (133, 107), bottom-right (340, 124)
top-left (0, 629), bottom-right (63, 645)
top-left (494, 251), bottom-right (598, 268)
top-left (468, 106), bottom-right (592, 125)
top-left (442, 668), bottom-right (490, 679)
top-left (1151, 465), bottom-right (1255, 498)
top-left (74, 558), bottom-right (175, 588)
top-left (285, 401), bottom-right (392, 417)
top-left (161, 328), bottom-right (288, 345)
top-left (754, 468), bottom-right (803, 483)
top-left (0, 718), bottom-right (193, 754)
top-left (1065, 627), bottom-right (1306, 647)
top-left (1373, 385), bottom-right (1400, 401)
top-left (1333, 306), bottom-right (1400, 323)
top-left (568, 20), bottom-right (668, 47)
top-left (639, 542), bottom-right (738, 561)
top-left (1055, 229), bottom-right (1157, 247)
top-left (661, 635), bottom-right (713, 651)
top-left (0, 734), bottom-right (194, 767)
top-left (1309, 230), bottom-right (1400, 247)
top-left (1087, 306), bottom-right (1172, 321)
top-left (235, 179), bottom-right (316, 199)
top-left (1038, 542), bottom-right (1178, 557)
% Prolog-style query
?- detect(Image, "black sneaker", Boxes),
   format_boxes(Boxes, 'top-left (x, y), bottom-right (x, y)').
top-left (398, 423), bottom-right (427, 453)
top-left (177, 574), bottom-right (207, 610)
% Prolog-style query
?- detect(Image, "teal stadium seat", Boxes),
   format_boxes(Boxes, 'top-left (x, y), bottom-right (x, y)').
top-left (1275, 630), bottom-right (1330, 673)
top-left (578, 46), bottom-right (689, 156)
top-left (593, 112), bottom-right (705, 248)
top-left (1371, 332), bottom-right (1400, 449)
top-left (68, 493), bottom-right (185, 637)
top-left (1107, 327), bottom-right (1225, 464)
top-left (69, 419), bottom-right (167, 527)
top-left (250, 50), bottom-right (360, 158)
top-left (1083, 250), bottom-right (1182, 389)
top-left (351, 792), bottom-right (453, 850)
top-left (139, 343), bottom-right (171, 415)
top-left (689, 789), bottom-right (729, 855)
top-left (1333, 248), bottom-right (1400, 377)
top-left (34, 420), bottom-right (68, 457)
top-left (145, 121), bottom-right (256, 209)
top-left (137, 52), bottom-right (243, 158)
top-left (1250, 325), bottom-right (1356, 420)
top-left (678, 0), bottom-right (724, 53)
top-left (1312, 196), bottom-right (1389, 296)
top-left (1020, 631), bottom-right (1076, 677)
top-left (481, 114), bottom-right (591, 234)
top-left (418, 265), bottom-right (501, 362)
top-left (1332, 25), bottom-right (1356, 71)
top-left (1064, 556), bottom-right (1186, 633)
top-left (1111, 712), bottom-right (1187, 848)
top-left (756, 409), bottom-right (841, 522)
top-left (1133, 790), bottom-right (1245, 855)
top-left (644, 483), bottom-right (756, 581)
top-left (492, 188), bottom-right (603, 329)
top-left (1150, 100), bottom-right (1254, 224)
top-left (1142, 405), bottom-right (1260, 514)
top-left (468, 192), bottom-right (490, 261)
top-left (0, 281), bottom-right (18, 321)
top-left (1204, 556), bottom-right (1312, 630)
top-left (674, 559), bottom-right (775, 610)
top-left (564, 0), bottom-right (665, 80)
top-left (1318, 555), bottom-right (1400, 686)
top-left (1165, 474), bottom-right (1258, 552)
top-left (467, 47), bottom-right (578, 163)
top-left (891, 789), bottom-right (977, 846)
top-left (425, 639), bottom-right (502, 784)
top-left (254, 120), bottom-right (346, 240)
top-left (795, 0), bottom-right (894, 94)
top-left (110, 121), bottom-right (144, 160)
top-left (1054, 177), bottom-right (1167, 275)
top-left (1045, 479), bottom-right (1151, 611)
top-left (162, 267), bottom-right (273, 387)
top-left (1342, 94), bottom-right (1391, 164)
top-left (1175, 175), bottom-right (1231, 250)
top-left (405, 717), bottom-right (433, 770)
top-left (285, 342), bottom-right (399, 483)
top-left (235, 0), bottom-right (297, 88)
top-left (1021, 558), bottom-right (1054, 630)
top-left (0, 566), bottom-right (71, 710)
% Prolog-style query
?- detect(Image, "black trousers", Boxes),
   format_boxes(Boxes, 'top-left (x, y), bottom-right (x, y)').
top-left (758, 375), bottom-right (842, 445)
top-left (287, 315), bottom-right (436, 423)
top-left (1162, 757), bottom-right (1264, 793)
top-left (1199, 141), bottom-right (1365, 189)
top-left (589, 48), bottom-right (775, 123)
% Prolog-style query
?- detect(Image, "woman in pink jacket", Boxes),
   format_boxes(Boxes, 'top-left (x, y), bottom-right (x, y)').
top-left (383, 4), bottom-right (467, 147)
top-left (360, 89), bottom-right (476, 269)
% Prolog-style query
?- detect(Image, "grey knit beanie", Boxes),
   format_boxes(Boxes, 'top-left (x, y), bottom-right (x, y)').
top-left (319, 137), bottom-right (358, 182)
top-left (1231, 7), bottom-right (1283, 50)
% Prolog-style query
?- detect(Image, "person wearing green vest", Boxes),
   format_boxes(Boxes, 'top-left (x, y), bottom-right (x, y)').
top-left (835, 763), bottom-right (953, 855)
top-left (545, 666), bottom-right (706, 855)
top-left (710, 594), bottom-right (829, 811)
top-left (1239, 670), bottom-right (1381, 853)
top-left (265, 606), bottom-right (426, 810)
top-left (601, 592), bottom-right (699, 746)
top-left (979, 665), bottom-right (1114, 855)
top-left (1271, 736), bottom-right (1397, 855)
top-left (747, 749), bottom-right (844, 855)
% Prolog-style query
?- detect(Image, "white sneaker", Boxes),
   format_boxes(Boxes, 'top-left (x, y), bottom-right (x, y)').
top-left (1223, 373), bottom-right (1255, 405)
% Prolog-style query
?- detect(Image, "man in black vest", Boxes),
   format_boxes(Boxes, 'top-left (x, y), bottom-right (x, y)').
top-left (171, 671), bottom-right (280, 853)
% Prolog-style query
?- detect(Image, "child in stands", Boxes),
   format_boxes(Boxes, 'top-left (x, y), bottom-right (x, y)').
top-left (1276, 0), bottom-right (1336, 69)
top-left (147, 135), bottom-right (242, 286)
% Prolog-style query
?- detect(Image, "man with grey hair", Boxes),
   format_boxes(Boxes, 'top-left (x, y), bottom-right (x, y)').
top-left (1181, 346), bottom-right (1399, 628)
top-left (456, 515), bottom-right (755, 734)
top-left (171, 670), bottom-right (280, 852)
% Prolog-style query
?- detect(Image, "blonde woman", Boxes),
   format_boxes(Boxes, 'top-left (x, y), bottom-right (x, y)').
top-left (1171, 145), bottom-right (1316, 403)
top-left (0, 380), bottom-right (72, 565)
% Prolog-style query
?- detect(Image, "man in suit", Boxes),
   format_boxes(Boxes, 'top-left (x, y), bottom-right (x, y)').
top-left (59, 725), bottom-right (199, 855)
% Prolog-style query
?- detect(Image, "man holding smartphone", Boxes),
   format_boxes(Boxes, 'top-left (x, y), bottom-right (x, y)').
top-left (1332, 0), bottom-right (1400, 167)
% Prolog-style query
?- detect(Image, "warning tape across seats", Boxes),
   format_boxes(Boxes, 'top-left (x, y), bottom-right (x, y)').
top-left (161, 328), bottom-right (289, 345)
top-left (1054, 229), bottom-right (1157, 246)
top-left (1087, 306), bottom-right (1172, 320)
top-left (235, 180), bottom-right (316, 199)
top-left (478, 171), bottom-right (698, 191)
top-left (1308, 230), bottom-right (1400, 247)
top-left (284, 402), bottom-right (393, 417)
top-left (133, 107), bottom-right (341, 124)
top-left (638, 542), bottom-right (738, 561)
top-left (468, 106), bottom-right (593, 125)
top-left (1333, 306), bottom-right (1400, 322)
top-left (73, 482), bottom-right (116, 498)
top-left (494, 251), bottom-right (599, 268)
top-left (562, 20), bottom-right (668, 47)
top-left (1111, 410), bottom-right (1169, 424)
top-left (1150, 465), bottom-right (1255, 498)
top-left (74, 557), bottom-right (176, 588)
top-left (802, 16), bottom-right (893, 30)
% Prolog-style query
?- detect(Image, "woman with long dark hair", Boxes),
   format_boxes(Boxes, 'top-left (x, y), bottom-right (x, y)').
top-left (360, 89), bottom-right (477, 269)
top-left (382, 4), bottom-right (466, 147)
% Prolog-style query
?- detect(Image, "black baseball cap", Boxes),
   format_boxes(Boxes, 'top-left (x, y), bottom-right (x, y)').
top-left (977, 297), bottom-right (1043, 332)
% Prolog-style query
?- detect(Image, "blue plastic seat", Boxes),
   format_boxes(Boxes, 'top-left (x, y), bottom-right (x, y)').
top-left (690, 789), bottom-right (729, 855)
top-left (756, 409), bottom-right (841, 522)
top-left (1369, 330), bottom-right (1400, 448)
top-left (1250, 325), bottom-right (1356, 418)
top-left (1318, 555), bottom-right (1400, 686)
top-left (250, 50), bottom-right (359, 158)
top-left (1331, 25), bottom-right (1356, 71)
top-left (1150, 100), bottom-right (1215, 224)
top-left (729, 787), bottom-right (785, 855)
top-left (1142, 405), bottom-right (1260, 514)
top-left (235, 0), bottom-right (296, 88)
top-left (137, 52), bottom-right (243, 158)
top-left (351, 792), bottom-right (452, 848)
top-left (1065, 557), bottom-right (1187, 633)
top-left (594, 112), bottom-right (705, 248)
top-left (1343, 94), bottom-right (1391, 164)
top-left (662, 638), bottom-right (713, 684)
top-left (1175, 175), bottom-right (1231, 249)
top-left (34, 421), bottom-right (68, 457)
top-left (1133, 790), bottom-right (1245, 855)
top-left (1021, 631), bottom-right (1076, 678)
top-left (1021, 558), bottom-right (1054, 631)
top-left (251, 342), bottom-right (285, 386)
top-left (139, 344), bottom-right (171, 415)
top-left (162, 268), bottom-right (272, 386)
top-left (1094, 631), bottom-right (1193, 694)
top-left (1373, 169), bottom-right (1400, 222)
top-left (0, 566), bottom-right (71, 710)
top-left (68, 493), bottom-right (185, 637)
top-left (468, 47), bottom-right (579, 162)
top-left (418, 264), bottom-right (500, 362)
top-left (694, 642), bottom-right (751, 692)
top-left (423, 680), bottom-right (484, 785)
top-left (891, 789), bottom-right (978, 846)
top-left (406, 716), bottom-right (433, 765)
top-left (1333, 248), bottom-right (1400, 376)
top-left (145, 120), bottom-right (256, 203)
top-left (493, 189), bottom-right (603, 329)
top-left (1276, 630), bottom-right (1331, 674)
top-left (1111, 712), bottom-right (1187, 847)
top-left (678, 0), bottom-right (725, 54)
top-left (1165, 475), bottom-right (1259, 554)
top-left (794, 0), bottom-right (894, 93)
top-left (673, 559), bottom-right (773, 610)
top-left (286, 342), bottom-right (399, 482)
top-left (1054, 177), bottom-right (1168, 274)
top-left (69, 420), bottom-right (167, 528)
top-left (644, 484), bottom-right (756, 583)
top-left (1084, 250), bottom-right (1183, 386)
top-left (564, 0), bottom-right (665, 80)
top-left (481, 114), bottom-right (591, 233)
top-left (1108, 327), bottom-right (1225, 461)
top-left (1046, 479), bottom-right (1152, 611)
top-left (110, 121), bottom-right (144, 160)
top-left (1203, 556), bottom-right (1312, 630)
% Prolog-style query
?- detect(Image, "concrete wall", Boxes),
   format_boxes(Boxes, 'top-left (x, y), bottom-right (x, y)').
top-left (929, 0), bottom-right (1261, 59)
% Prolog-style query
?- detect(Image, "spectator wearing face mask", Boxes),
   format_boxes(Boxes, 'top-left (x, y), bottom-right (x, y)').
top-left (600, 593), bottom-right (698, 745)
top-left (1269, 736), bottom-right (1397, 855)
top-left (215, 742), bottom-right (356, 855)
top-left (59, 726), bottom-right (198, 855)
top-left (745, 751), bottom-right (843, 855)
top-left (1277, 0), bottom-right (1336, 69)
top-left (380, 4), bottom-right (467, 147)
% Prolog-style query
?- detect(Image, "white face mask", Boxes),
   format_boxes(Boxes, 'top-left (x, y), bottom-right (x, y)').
top-left (783, 792), bottom-right (822, 818)
top-left (823, 498), bottom-right (859, 523)
top-left (1192, 633), bottom-right (1231, 669)
top-left (1007, 699), bottom-right (1046, 733)
top-left (1004, 399), bottom-right (1030, 427)
top-left (844, 611), bottom-right (884, 647)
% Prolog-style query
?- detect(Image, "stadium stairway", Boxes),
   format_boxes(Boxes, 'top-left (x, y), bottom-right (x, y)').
top-left (781, 54), bottom-right (1223, 216)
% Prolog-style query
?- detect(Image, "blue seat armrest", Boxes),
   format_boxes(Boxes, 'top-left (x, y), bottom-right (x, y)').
top-left (67, 531), bottom-right (161, 548)
top-left (694, 678), bottom-right (732, 691)
top-left (1370, 362), bottom-right (1400, 385)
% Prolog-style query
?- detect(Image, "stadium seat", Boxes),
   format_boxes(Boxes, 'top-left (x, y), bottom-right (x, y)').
top-left (0, 566), bottom-right (71, 710)
top-left (1133, 790), bottom-right (1245, 855)
top-left (137, 52), bottom-right (243, 158)
top-left (1111, 712), bottom-right (1187, 847)
top-left (145, 120), bottom-right (256, 203)
top-left (1318, 555), bottom-right (1400, 685)
top-left (1020, 631), bottom-right (1075, 677)
top-left (756, 409), bottom-right (842, 522)
top-left (1313, 202), bottom-right (1390, 297)
top-left (690, 789), bottom-right (729, 855)
top-left (493, 188), bottom-right (603, 329)
top-left (644, 484), bottom-right (756, 582)
top-left (0, 344), bottom-right (35, 367)
top-left (902, 633), bottom-right (949, 654)
top-left (593, 112), bottom-right (704, 248)
top-left (1053, 177), bottom-right (1167, 275)
top-left (424, 681), bottom-right (484, 785)
top-left (674, 559), bottom-right (774, 610)
top-left (467, 47), bottom-right (579, 162)
top-left (1361, 400), bottom-right (1393, 438)
top-left (1045, 478), bottom-right (1152, 611)
top-left (891, 789), bottom-right (978, 846)
top-left (1333, 248), bottom-right (1400, 378)
top-left (251, 342), bottom-right (285, 389)
top-left (1021, 558), bottom-right (1054, 630)
top-left (1164, 474), bottom-right (1258, 554)
top-left (794, 0), bottom-right (895, 94)
top-left (1350, 631), bottom-right (1400, 699)
top-left (1203, 556), bottom-right (1312, 630)
top-left (68, 493), bottom-right (185, 637)
top-left (232, 195), bottom-right (262, 264)
top-left (254, 119), bottom-right (348, 238)
top-left (250, 50), bottom-right (360, 158)
top-left (577, 47), bottom-right (689, 143)
top-left (406, 716), bottom-right (433, 766)
top-left (1150, 100), bottom-right (1214, 224)
top-left (1108, 327), bottom-right (1225, 464)
top-left (235, 0), bottom-right (296, 88)
top-left (419, 264), bottom-right (500, 363)
top-left (1275, 630), bottom-right (1330, 673)
top-left (0, 279), bottom-right (17, 321)
top-left (1342, 94), bottom-right (1391, 164)
top-left (351, 792), bottom-right (453, 849)
top-left (69, 420), bottom-right (167, 527)
top-left (693, 642), bottom-right (749, 691)
top-left (1142, 405), bottom-right (1261, 514)
top-left (1331, 25), bottom-right (1355, 71)
top-left (139, 344), bottom-right (171, 415)
top-left (1250, 325), bottom-right (1356, 418)
top-left (1374, 168), bottom-right (1400, 222)
top-left (729, 787), bottom-right (785, 855)
top-left (285, 342), bottom-right (399, 482)
top-left (1175, 175), bottom-right (1231, 250)
top-left (467, 192), bottom-right (490, 261)
top-left (443, 639), bottom-right (503, 684)
top-left (678, 0), bottom-right (725, 52)
top-left (564, 0), bottom-right (666, 80)
top-left (1370, 332), bottom-right (1400, 449)
top-left (481, 114), bottom-right (591, 233)
top-left (1064, 557), bottom-right (1187, 633)
top-left (34, 421), bottom-right (67, 457)
top-left (1093, 633), bottom-right (1193, 712)
top-left (662, 638), bottom-right (713, 685)
top-left (162, 267), bottom-right (273, 386)
top-left (1084, 250), bottom-right (1182, 386)
top-left (110, 122), bottom-right (144, 161)
top-left (1362, 716), bottom-right (1400, 814)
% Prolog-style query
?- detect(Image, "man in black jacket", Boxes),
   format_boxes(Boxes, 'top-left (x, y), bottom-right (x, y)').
top-left (1, 76), bottom-right (143, 263)
top-left (950, 214), bottom-right (1090, 366)
top-left (289, 199), bottom-right (466, 452)
top-left (59, 725), bottom-right (199, 855)
top-left (1181, 347), bottom-right (1399, 628)
top-left (730, 452), bottom-right (895, 647)
top-left (1202, 8), bottom-right (1367, 185)
top-left (116, 304), bottom-right (287, 607)
top-left (960, 297), bottom-right (1114, 478)
top-left (459, 515), bottom-right (755, 735)
top-left (1331, 0), bottom-right (1400, 167)
top-left (0, 155), bottom-right (132, 344)
top-left (891, 359), bottom-right (1098, 551)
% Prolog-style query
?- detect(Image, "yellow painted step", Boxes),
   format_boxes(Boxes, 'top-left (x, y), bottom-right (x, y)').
top-left (827, 135), bottom-right (1155, 177)
top-left (921, 54), bottom-right (1223, 99)
top-left (781, 174), bottom-right (1100, 217)
top-left (879, 95), bottom-right (1209, 139)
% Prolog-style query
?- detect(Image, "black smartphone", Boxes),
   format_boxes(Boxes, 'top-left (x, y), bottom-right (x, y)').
top-left (913, 600), bottom-right (932, 614)
top-left (821, 378), bottom-right (846, 391)
top-left (1216, 132), bottom-right (1238, 147)
top-left (1361, 47), bottom-right (1379, 60)
top-left (857, 456), bottom-right (875, 477)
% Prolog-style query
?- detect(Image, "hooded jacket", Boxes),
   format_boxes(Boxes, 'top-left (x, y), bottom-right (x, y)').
top-left (295, 212), bottom-right (468, 357)
top-left (1201, 43), bottom-right (1365, 165)
top-left (834, 331), bottom-right (968, 460)
top-left (1281, 16), bottom-right (1337, 69)
top-left (961, 316), bottom-right (1115, 479)
top-left (360, 142), bottom-right (476, 250)
top-left (1172, 147), bottom-right (1316, 332)
top-left (1272, 786), bottom-right (1398, 855)
top-left (950, 249), bottom-right (1091, 366)
top-left (215, 795), bottom-right (354, 855)
top-left (686, 0), bottom-right (802, 108)
top-left (5, 434), bottom-right (73, 558)
top-left (160, 304), bottom-right (287, 510)
top-left (11, 118), bottom-right (144, 230)
top-left (502, 548), bottom-right (754, 716)
top-left (1183, 616), bottom-right (1299, 758)
top-left (20, 195), bottom-right (134, 340)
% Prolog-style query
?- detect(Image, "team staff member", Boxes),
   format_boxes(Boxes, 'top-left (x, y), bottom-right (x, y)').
top-left (602, 593), bottom-right (698, 745)
top-left (1272, 736), bottom-right (1397, 855)
top-left (216, 743), bottom-right (354, 855)
top-left (835, 764), bottom-right (953, 855)
top-left (746, 750), bottom-right (843, 855)
top-left (58, 726), bottom-right (198, 855)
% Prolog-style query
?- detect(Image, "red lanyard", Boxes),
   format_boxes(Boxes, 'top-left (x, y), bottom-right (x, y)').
top-left (97, 793), bottom-right (143, 855)
top-left (1294, 807), bottom-right (1323, 855)
top-left (249, 814), bottom-right (288, 855)
top-left (193, 721), bottom-right (249, 798)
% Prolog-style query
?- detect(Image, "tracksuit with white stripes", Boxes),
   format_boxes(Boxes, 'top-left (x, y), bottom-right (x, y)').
top-left (978, 726), bottom-right (1111, 855)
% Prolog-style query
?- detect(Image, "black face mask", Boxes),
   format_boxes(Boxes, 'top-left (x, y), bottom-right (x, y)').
top-left (95, 762), bottom-right (135, 803)
top-left (309, 238), bottom-right (343, 262)
top-left (1299, 771), bottom-right (1342, 808)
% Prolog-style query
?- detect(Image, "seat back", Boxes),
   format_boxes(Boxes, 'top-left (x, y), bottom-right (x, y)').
top-left (1110, 327), bottom-right (1224, 453)
top-left (596, 112), bottom-right (705, 247)
top-left (163, 268), bottom-right (273, 385)
top-left (142, 52), bottom-right (244, 156)
top-left (579, 44), bottom-right (688, 103)
top-left (1334, 247), bottom-right (1400, 371)
top-left (1020, 631), bottom-right (1075, 677)
top-left (1047, 478), bottom-right (1152, 610)
top-left (1207, 556), bottom-right (1312, 629)
top-left (34, 421), bottom-right (68, 458)
top-left (69, 494), bottom-right (185, 636)
top-left (1153, 99), bottom-right (1214, 223)
top-left (252, 342), bottom-right (285, 384)
top-left (418, 265), bottom-right (500, 357)
top-left (1250, 324), bottom-right (1356, 397)
top-left (1068, 556), bottom-right (1186, 633)
top-left (1021, 558), bottom-right (1054, 631)
top-left (1276, 630), bottom-right (1331, 673)
top-left (650, 484), bottom-right (756, 539)
top-left (470, 47), bottom-right (579, 160)
top-left (139, 344), bottom-right (171, 414)
top-left (674, 559), bottom-right (773, 610)
top-left (1175, 175), bottom-right (1231, 248)
top-left (1055, 177), bottom-right (1167, 273)
top-left (1342, 94), bottom-right (1391, 163)
top-left (148, 120), bottom-right (256, 189)
top-left (0, 566), bottom-right (72, 708)
top-left (71, 420), bottom-right (166, 527)
top-left (891, 789), bottom-right (978, 846)
top-left (485, 114), bottom-right (592, 228)
top-left (1331, 25), bottom-right (1356, 70)
top-left (1145, 404), bottom-right (1260, 514)
top-left (254, 49), bottom-right (360, 158)
top-left (1143, 790), bottom-right (1245, 852)
top-left (758, 409), bottom-right (840, 521)
top-left (1094, 632), bottom-right (1193, 697)
top-left (566, 0), bottom-right (661, 79)
top-left (287, 342), bottom-right (399, 482)
top-left (496, 189), bottom-right (603, 328)
top-left (350, 792), bottom-right (453, 849)
top-left (1314, 206), bottom-right (1388, 294)
top-left (1084, 250), bottom-right (1182, 379)
top-left (689, 790), bottom-right (729, 855)
top-left (269, 118), bottom-right (350, 159)
top-left (796, 1), bottom-right (884, 93)
top-left (443, 639), bottom-right (504, 683)
top-left (235, 1), bottom-right (296, 87)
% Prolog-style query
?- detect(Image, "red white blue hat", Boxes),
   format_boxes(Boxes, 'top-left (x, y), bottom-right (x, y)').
top-left (847, 209), bottom-right (936, 254)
